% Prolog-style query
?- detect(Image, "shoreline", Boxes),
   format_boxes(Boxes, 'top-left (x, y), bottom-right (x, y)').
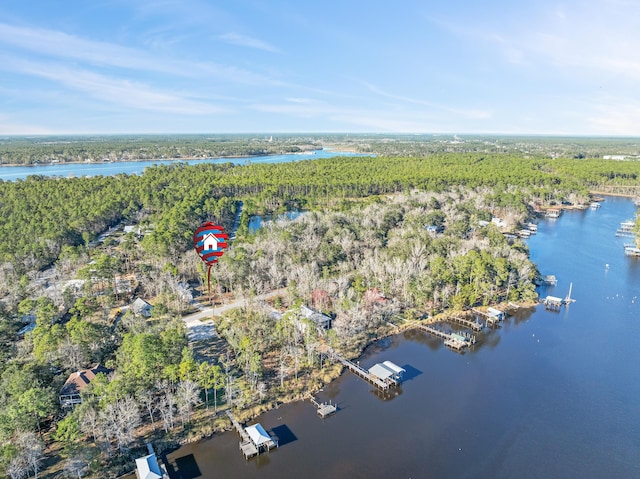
top-left (0, 149), bottom-right (326, 168)
top-left (0, 154), bottom-right (274, 168)
top-left (172, 300), bottom-right (537, 445)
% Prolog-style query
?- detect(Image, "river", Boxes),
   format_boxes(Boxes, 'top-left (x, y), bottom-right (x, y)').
top-left (163, 196), bottom-right (640, 479)
top-left (0, 149), bottom-right (369, 181)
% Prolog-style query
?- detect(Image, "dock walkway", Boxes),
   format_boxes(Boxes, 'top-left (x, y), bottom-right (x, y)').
top-left (327, 350), bottom-right (393, 390)
top-left (413, 323), bottom-right (469, 351)
top-left (471, 308), bottom-right (505, 327)
top-left (225, 410), bottom-right (259, 459)
top-left (308, 395), bottom-right (337, 418)
top-left (449, 316), bottom-right (483, 332)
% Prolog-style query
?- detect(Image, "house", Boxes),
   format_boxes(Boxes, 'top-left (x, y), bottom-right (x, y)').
top-left (131, 298), bottom-right (152, 317)
top-left (299, 305), bottom-right (332, 330)
top-left (202, 233), bottom-right (218, 251)
top-left (59, 364), bottom-right (112, 408)
top-left (491, 217), bottom-right (506, 228)
top-left (364, 288), bottom-right (387, 306)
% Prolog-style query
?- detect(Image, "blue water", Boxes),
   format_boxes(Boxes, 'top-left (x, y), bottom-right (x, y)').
top-left (165, 196), bottom-right (640, 479)
top-left (0, 150), bottom-right (370, 181)
top-left (248, 211), bottom-right (305, 234)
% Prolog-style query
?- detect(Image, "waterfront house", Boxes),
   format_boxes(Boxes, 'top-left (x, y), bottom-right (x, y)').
top-left (59, 364), bottom-right (112, 408)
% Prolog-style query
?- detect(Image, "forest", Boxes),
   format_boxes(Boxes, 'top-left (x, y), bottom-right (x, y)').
top-left (1, 147), bottom-right (640, 478)
top-left (0, 135), bottom-right (321, 165)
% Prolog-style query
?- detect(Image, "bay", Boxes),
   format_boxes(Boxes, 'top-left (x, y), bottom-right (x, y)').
top-left (0, 149), bottom-right (369, 181)
top-left (164, 196), bottom-right (640, 479)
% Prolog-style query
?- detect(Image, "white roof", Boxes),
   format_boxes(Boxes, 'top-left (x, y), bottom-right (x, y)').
top-left (382, 361), bottom-right (406, 375)
top-left (135, 454), bottom-right (162, 479)
top-left (246, 423), bottom-right (272, 446)
top-left (369, 361), bottom-right (405, 380)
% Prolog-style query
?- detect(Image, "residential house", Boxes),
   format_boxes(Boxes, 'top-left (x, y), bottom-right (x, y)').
top-left (59, 364), bottom-right (112, 408)
top-left (299, 305), bottom-right (332, 330)
top-left (131, 298), bottom-right (152, 317)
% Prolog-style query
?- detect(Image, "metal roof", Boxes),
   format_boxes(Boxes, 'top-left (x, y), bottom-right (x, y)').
top-left (246, 424), bottom-right (272, 447)
top-left (135, 454), bottom-right (162, 479)
top-left (369, 361), bottom-right (405, 380)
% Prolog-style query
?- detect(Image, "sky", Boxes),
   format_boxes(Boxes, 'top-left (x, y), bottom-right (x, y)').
top-left (1, 0), bottom-right (639, 136)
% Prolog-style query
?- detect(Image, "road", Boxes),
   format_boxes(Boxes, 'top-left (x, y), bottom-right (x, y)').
top-left (181, 288), bottom-right (287, 341)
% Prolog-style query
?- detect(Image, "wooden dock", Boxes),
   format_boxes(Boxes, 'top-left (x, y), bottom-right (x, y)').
top-left (448, 315), bottom-right (483, 332)
top-left (413, 323), bottom-right (470, 351)
top-left (308, 395), bottom-right (337, 418)
top-left (226, 410), bottom-right (260, 459)
top-left (543, 296), bottom-right (563, 310)
top-left (471, 308), bottom-right (503, 327)
top-left (226, 410), bottom-right (251, 443)
top-left (327, 350), bottom-right (393, 390)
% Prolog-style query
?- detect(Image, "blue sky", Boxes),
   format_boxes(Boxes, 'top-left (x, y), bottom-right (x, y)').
top-left (1, 0), bottom-right (639, 135)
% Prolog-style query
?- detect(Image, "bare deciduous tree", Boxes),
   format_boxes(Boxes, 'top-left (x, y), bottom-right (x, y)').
top-left (176, 380), bottom-right (201, 426)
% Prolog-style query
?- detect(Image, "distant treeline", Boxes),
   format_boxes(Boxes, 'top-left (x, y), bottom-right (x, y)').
top-left (0, 135), bottom-right (320, 165)
top-left (1, 153), bottom-right (640, 272)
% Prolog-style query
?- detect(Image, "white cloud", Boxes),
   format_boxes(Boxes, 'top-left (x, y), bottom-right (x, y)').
top-left (0, 56), bottom-right (225, 115)
top-left (0, 23), bottom-right (283, 86)
top-left (219, 32), bottom-right (281, 53)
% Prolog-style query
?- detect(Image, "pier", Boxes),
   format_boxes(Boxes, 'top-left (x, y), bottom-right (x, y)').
top-left (225, 410), bottom-right (277, 459)
top-left (543, 295), bottom-right (563, 310)
top-left (308, 394), bottom-right (337, 418)
top-left (471, 308), bottom-right (505, 326)
top-left (326, 350), bottom-right (395, 390)
top-left (546, 208), bottom-right (561, 219)
top-left (544, 283), bottom-right (575, 310)
top-left (448, 315), bottom-right (483, 332)
top-left (616, 220), bottom-right (636, 237)
top-left (413, 323), bottom-right (472, 351)
top-left (625, 243), bottom-right (640, 256)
